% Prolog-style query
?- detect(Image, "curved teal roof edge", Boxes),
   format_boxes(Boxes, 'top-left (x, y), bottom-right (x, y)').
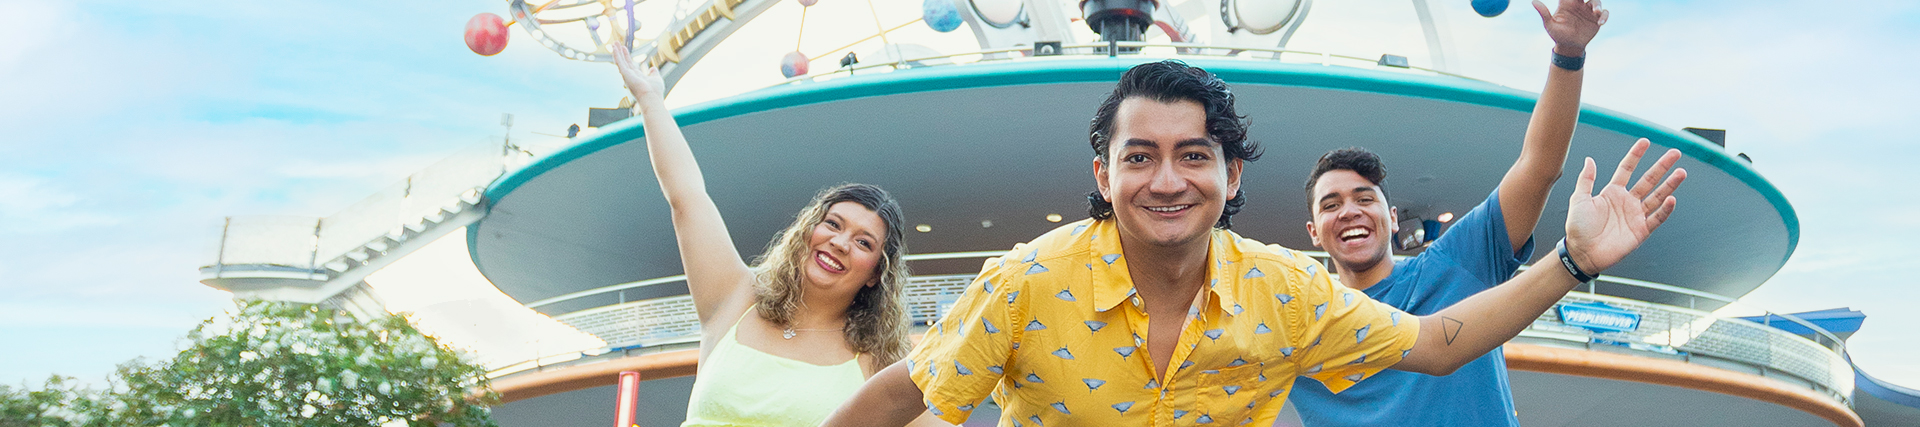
top-left (473, 57), bottom-right (1798, 270)
top-left (1855, 359), bottom-right (1920, 409)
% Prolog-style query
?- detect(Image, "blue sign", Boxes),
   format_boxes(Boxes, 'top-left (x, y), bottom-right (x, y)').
top-left (1557, 302), bottom-right (1641, 333)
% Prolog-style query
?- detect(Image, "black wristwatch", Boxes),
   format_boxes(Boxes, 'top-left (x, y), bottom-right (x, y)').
top-left (1552, 50), bottom-right (1585, 71)
top-left (1556, 239), bottom-right (1599, 283)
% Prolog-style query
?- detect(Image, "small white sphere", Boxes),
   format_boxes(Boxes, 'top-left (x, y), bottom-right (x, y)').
top-left (1235, 0), bottom-right (1300, 35)
top-left (970, 0), bottom-right (1023, 27)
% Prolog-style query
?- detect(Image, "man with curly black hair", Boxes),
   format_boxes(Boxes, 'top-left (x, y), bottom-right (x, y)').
top-left (827, 54), bottom-right (1685, 426)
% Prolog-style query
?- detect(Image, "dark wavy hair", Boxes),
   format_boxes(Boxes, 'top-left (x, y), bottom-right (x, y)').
top-left (751, 183), bottom-right (912, 366)
top-left (1086, 60), bottom-right (1261, 229)
top-left (1304, 147), bottom-right (1390, 209)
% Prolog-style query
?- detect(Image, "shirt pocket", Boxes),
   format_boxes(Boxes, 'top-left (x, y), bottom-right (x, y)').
top-left (1195, 362), bottom-right (1267, 424)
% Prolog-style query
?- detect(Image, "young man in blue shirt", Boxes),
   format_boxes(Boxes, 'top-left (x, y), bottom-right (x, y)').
top-left (1285, 0), bottom-right (1684, 426)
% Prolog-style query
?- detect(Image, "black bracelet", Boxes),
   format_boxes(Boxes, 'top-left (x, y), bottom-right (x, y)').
top-left (1552, 50), bottom-right (1585, 71)
top-left (1556, 239), bottom-right (1599, 283)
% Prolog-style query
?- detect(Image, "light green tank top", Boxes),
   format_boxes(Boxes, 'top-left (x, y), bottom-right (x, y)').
top-left (681, 308), bottom-right (868, 427)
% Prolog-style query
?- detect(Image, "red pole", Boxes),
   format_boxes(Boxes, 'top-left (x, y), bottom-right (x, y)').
top-left (615, 371), bottom-right (641, 427)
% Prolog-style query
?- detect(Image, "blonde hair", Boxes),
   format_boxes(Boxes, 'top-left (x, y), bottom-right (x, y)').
top-left (751, 183), bottom-right (911, 365)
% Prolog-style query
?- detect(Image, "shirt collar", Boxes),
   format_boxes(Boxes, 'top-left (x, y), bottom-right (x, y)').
top-left (1206, 229), bottom-right (1243, 316)
top-left (1086, 219), bottom-right (1241, 315)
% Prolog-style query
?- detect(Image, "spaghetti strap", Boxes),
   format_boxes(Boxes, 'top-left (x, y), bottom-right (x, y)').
top-left (722, 303), bottom-right (760, 341)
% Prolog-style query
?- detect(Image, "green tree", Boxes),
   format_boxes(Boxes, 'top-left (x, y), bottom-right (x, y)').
top-left (1, 300), bottom-right (499, 426)
top-left (0, 376), bottom-right (110, 427)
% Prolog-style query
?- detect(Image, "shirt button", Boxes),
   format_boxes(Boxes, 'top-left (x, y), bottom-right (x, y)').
top-left (1131, 296), bottom-right (1142, 306)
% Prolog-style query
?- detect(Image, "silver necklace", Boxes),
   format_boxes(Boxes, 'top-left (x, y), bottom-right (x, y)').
top-left (782, 325), bottom-right (842, 339)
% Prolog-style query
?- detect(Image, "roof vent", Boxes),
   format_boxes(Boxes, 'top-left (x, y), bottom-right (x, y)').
top-left (1683, 127), bottom-right (1726, 147)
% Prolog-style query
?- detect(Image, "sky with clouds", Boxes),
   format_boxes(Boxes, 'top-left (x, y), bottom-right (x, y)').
top-left (2, 0), bottom-right (1916, 397)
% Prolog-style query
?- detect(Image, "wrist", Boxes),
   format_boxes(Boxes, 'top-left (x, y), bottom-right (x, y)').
top-left (1552, 45), bottom-right (1586, 58)
top-left (1556, 239), bottom-right (1599, 283)
top-left (632, 95), bottom-right (668, 114)
top-left (1550, 48), bottom-right (1585, 71)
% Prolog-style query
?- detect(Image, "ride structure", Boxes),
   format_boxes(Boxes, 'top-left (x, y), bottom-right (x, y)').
top-left (201, 0), bottom-right (1920, 426)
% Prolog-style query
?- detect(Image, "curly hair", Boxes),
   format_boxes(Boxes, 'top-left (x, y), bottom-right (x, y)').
top-left (1304, 147), bottom-right (1390, 209)
top-left (1086, 60), bottom-right (1262, 229)
top-left (750, 183), bottom-right (912, 366)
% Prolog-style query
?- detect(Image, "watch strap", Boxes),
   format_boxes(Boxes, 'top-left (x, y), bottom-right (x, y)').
top-left (1552, 50), bottom-right (1585, 71)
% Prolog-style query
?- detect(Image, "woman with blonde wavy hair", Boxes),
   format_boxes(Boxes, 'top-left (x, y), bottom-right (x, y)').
top-left (608, 40), bottom-right (943, 427)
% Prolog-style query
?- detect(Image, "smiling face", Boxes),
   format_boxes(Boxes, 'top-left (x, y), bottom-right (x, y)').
top-left (1307, 169), bottom-right (1399, 274)
top-left (1095, 97), bottom-right (1243, 251)
top-left (803, 201), bottom-right (888, 293)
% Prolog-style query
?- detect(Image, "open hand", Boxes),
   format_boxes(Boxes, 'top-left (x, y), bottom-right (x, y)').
top-left (1532, 0), bottom-right (1607, 57)
top-left (1564, 138), bottom-right (1687, 273)
top-left (609, 37), bottom-right (666, 103)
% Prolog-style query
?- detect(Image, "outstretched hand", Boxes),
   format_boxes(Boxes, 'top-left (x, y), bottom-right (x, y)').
top-left (1564, 138), bottom-right (1687, 273)
top-left (1532, 0), bottom-right (1608, 57)
top-left (609, 37), bottom-right (666, 105)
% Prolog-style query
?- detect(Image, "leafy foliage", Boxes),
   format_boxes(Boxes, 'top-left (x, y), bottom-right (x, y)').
top-left (1, 300), bottom-right (498, 426)
top-left (0, 376), bottom-right (110, 427)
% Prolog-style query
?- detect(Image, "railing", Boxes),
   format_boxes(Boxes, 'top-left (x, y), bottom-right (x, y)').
top-left (767, 41), bottom-right (1499, 90)
top-left (200, 142), bottom-right (508, 296)
top-left (497, 251), bottom-right (1855, 405)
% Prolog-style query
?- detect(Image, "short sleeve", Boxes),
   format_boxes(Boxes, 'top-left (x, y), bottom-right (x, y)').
top-left (1284, 264), bottom-right (1419, 393)
top-left (1424, 189), bottom-right (1536, 288)
top-left (907, 253), bottom-right (1027, 424)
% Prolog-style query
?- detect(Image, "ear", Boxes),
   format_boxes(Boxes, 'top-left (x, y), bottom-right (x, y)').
top-left (1225, 158), bottom-right (1244, 197)
top-left (1093, 157), bottom-right (1112, 201)
top-left (1388, 206), bottom-right (1401, 234)
top-left (1306, 221), bottom-right (1323, 248)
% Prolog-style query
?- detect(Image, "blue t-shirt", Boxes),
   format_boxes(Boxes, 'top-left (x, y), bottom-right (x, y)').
top-left (1288, 189), bottom-right (1536, 427)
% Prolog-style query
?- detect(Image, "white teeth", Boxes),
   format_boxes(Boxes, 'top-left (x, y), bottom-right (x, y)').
top-left (1341, 229), bottom-right (1369, 239)
top-left (817, 253), bottom-right (843, 270)
top-left (1146, 205), bottom-right (1188, 212)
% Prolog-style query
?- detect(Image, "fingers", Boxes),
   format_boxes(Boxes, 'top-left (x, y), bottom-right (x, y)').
top-left (1572, 157), bottom-right (1597, 202)
top-left (1642, 168), bottom-right (1687, 214)
top-left (1598, 8), bottom-right (1609, 25)
top-left (1591, 0), bottom-right (1603, 15)
top-left (1645, 196), bottom-right (1677, 232)
top-left (1630, 147), bottom-right (1680, 197)
top-left (1559, 0), bottom-right (1581, 14)
top-left (1607, 138), bottom-right (1650, 189)
top-left (1533, 0), bottom-right (1552, 24)
top-left (610, 38), bottom-right (630, 64)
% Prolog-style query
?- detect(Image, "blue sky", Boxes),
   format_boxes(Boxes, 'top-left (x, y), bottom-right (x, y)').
top-left (2, 0), bottom-right (1916, 393)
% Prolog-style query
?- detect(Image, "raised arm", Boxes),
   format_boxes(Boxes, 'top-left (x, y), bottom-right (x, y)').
top-left (1396, 139), bottom-right (1686, 375)
top-left (1497, 0), bottom-right (1609, 249)
top-left (610, 39), bottom-right (755, 323)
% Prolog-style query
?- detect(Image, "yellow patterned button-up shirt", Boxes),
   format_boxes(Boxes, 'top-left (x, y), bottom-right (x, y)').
top-left (908, 219), bottom-right (1419, 426)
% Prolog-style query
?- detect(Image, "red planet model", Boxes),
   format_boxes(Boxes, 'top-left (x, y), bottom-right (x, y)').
top-left (465, 13), bottom-right (509, 56)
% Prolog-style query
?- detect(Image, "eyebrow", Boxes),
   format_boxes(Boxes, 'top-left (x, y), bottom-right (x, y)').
top-left (1174, 138), bottom-right (1214, 149)
top-left (1122, 137), bottom-right (1216, 149)
top-left (1316, 187), bottom-right (1378, 204)
top-left (827, 212), bottom-right (881, 242)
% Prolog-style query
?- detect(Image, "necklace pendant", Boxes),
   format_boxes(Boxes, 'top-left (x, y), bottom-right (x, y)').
top-left (782, 328), bottom-right (797, 340)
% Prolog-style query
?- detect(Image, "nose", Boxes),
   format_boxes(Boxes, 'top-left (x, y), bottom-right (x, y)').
top-left (1336, 200), bottom-right (1365, 222)
top-left (1146, 159), bottom-right (1188, 196)
top-left (830, 232), bottom-right (854, 253)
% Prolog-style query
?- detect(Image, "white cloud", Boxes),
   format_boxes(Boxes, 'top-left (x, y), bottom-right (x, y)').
top-left (0, 175), bottom-right (124, 234)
